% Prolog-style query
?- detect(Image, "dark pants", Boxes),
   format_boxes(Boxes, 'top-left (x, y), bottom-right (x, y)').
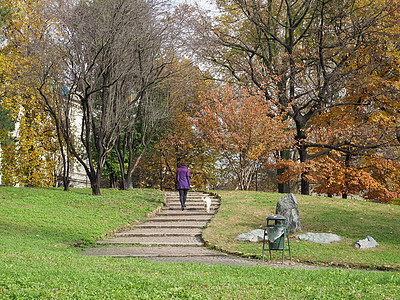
top-left (178, 189), bottom-right (188, 207)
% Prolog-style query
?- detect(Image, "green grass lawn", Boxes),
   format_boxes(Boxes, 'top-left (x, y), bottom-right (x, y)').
top-left (0, 187), bottom-right (399, 299)
top-left (203, 191), bottom-right (400, 271)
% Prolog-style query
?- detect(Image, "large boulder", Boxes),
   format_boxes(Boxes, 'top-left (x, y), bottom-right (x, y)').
top-left (276, 193), bottom-right (301, 234)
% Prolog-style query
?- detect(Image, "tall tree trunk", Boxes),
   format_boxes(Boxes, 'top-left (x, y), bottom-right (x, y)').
top-left (119, 123), bottom-right (158, 190)
top-left (277, 150), bottom-right (290, 193)
top-left (62, 154), bottom-right (70, 191)
top-left (91, 181), bottom-right (101, 196)
top-left (120, 174), bottom-right (129, 190)
top-left (159, 151), bottom-right (163, 190)
top-left (295, 112), bottom-right (311, 195)
top-left (109, 173), bottom-right (118, 188)
top-left (301, 172), bottom-right (310, 195)
top-left (90, 169), bottom-right (103, 196)
top-left (56, 122), bottom-right (70, 191)
top-left (115, 134), bottom-right (130, 191)
top-left (298, 145), bottom-right (310, 195)
top-left (342, 153), bottom-right (351, 199)
top-left (255, 168), bottom-right (258, 191)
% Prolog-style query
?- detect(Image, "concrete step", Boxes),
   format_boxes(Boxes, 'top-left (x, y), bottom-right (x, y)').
top-left (164, 203), bottom-right (219, 211)
top-left (165, 195), bottom-right (218, 201)
top-left (157, 210), bottom-right (217, 216)
top-left (165, 194), bottom-right (218, 198)
top-left (115, 228), bottom-right (202, 237)
top-left (165, 202), bottom-right (219, 206)
top-left (135, 221), bottom-right (209, 228)
top-left (165, 192), bottom-right (210, 195)
top-left (147, 215), bottom-right (213, 222)
top-left (166, 202), bottom-right (219, 207)
top-left (85, 246), bottom-right (228, 258)
top-left (166, 193), bottom-right (218, 197)
top-left (96, 236), bottom-right (204, 246)
top-left (166, 200), bottom-right (220, 205)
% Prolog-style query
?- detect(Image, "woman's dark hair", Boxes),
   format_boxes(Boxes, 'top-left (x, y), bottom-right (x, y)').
top-left (177, 162), bottom-right (186, 168)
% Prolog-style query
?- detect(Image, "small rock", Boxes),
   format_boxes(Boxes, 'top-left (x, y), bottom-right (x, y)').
top-left (355, 236), bottom-right (379, 249)
top-left (234, 229), bottom-right (265, 242)
top-left (296, 232), bottom-right (343, 244)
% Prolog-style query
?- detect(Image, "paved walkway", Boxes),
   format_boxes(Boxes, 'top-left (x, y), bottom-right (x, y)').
top-left (84, 192), bottom-right (317, 269)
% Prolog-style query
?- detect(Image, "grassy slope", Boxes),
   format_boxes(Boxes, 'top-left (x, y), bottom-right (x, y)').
top-left (0, 187), bottom-right (399, 299)
top-left (203, 191), bottom-right (400, 270)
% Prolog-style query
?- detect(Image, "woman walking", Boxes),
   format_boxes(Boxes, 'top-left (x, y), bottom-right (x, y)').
top-left (176, 162), bottom-right (191, 210)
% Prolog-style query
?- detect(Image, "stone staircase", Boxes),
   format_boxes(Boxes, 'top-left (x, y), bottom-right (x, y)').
top-left (85, 191), bottom-right (232, 260)
top-left (84, 192), bottom-right (304, 267)
top-left (85, 192), bottom-right (285, 266)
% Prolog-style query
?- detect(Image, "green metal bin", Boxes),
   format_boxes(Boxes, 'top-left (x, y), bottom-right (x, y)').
top-left (262, 215), bottom-right (291, 263)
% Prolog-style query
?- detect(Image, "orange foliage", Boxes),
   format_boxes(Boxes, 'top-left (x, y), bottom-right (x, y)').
top-left (310, 152), bottom-right (400, 203)
top-left (301, 0), bottom-right (400, 202)
top-left (195, 85), bottom-right (293, 190)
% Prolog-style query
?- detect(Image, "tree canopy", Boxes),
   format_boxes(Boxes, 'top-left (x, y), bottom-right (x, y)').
top-left (0, 0), bottom-right (400, 203)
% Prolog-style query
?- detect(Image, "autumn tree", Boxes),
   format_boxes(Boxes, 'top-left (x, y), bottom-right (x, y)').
top-left (137, 60), bottom-right (218, 191)
top-left (295, 0), bottom-right (400, 202)
top-left (190, 0), bottom-right (399, 195)
top-left (195, 85), bottom-right (292, 190)
top-left (156, 112), bottom-right (217, 190)
top-left (0, 107), bottom-right (14, 140)
top-left (0, 4), bottom-right (14, 141)
top-left (115, 83), bottom-right (171, 190)
top-left (0, 3), bottom-right (15, 185)
top-left (308, 38), bottom-right (400, 201)
top-left (0, 0), bottom-right (62, 187)
top-left (34, 0), bottom-right (173, 195)
top-left (107, 2), bottom-right (193, 191)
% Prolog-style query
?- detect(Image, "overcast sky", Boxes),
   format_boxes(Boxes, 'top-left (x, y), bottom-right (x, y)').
top-left (172, 0), bottom-right (217, 11)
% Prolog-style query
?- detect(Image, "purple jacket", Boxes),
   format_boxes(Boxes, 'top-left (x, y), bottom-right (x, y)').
top-left (176, 166), bottom-right (191, 190)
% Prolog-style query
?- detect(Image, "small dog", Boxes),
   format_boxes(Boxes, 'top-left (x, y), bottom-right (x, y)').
top-left (203, 196), bottom-right (212, 213)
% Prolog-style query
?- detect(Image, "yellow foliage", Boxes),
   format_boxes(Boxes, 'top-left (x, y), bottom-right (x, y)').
top-left (0, 0), bottom-right (60, 187)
